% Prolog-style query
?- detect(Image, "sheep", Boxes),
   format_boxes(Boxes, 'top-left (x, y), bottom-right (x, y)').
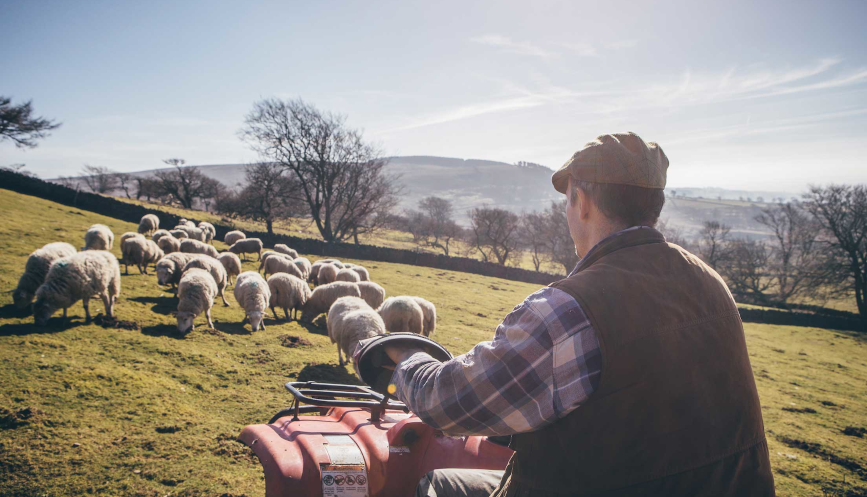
top-left (267, 273), bottom-right (311, 321)
top-left (198, 222), bottom-right (216, 243)
top-left (13, 242), bottom-right (77, 309)
top-left (157, 235), bottom-right (180, 254)
top-left (262, 253), bottom-right (304, 279)
top-left (174, 225), bottom-right (206, 242)
top-left (217, 252), bottom-right (242, 285)
top-left (182, 256), bottom-right (229, 306)
top-left (293, 257), bottom-right (312, 280)
top-left (229, 238), bottom-right (263, 261)
top-left (122, 237), bottom-right (164, 275)
top-left (377, 296), bottom-right (424, 334)
top-left (319, 259), bottom-right (345, 269)
top-left (309, 260), bottom-right (325, 285)
top-left (350, 265), bottom-right (370, 281)
top-left (138, 214), bottom-right (160, 235)
top-left (273, 244), bottom-right (299, 259)
top-left (317, 263), bottom-right (339, 285)
top-left (176, 268), bottom-right (218, 334)
top-left (335, 268), bottom-right (361, 283)
top-left (178, 219), bottom-right (196, 229)
top-left (33, 250), bottom-right (121, 326)
top-left (411, 296), bottom-right (436, 337)
top-left (156, 252), bottom-right (198, 288)
top-left (169, 229), bottom-right (189, 239)
top-left (233, 271), bottom-right (271, 332)
top-left (357, 281), bottom-right (386, 309)
top-left (119, 233), bottom-right (145, 273)
top-left (83, 224), bottom-right (114, 251)
top-left (343, 262), bottom-right (356, 268)
top-left (257, 250), bottom-right (279, 272)
top-left (327, 296), bottom-right (386, 366)
top-left (152, 229), bottom-right (172, 243)
top-left (224, 230), bottom-right (246, 246)
top-left (180, 239), bottom-right (219, 259)
top-left (120, 232), bottom-right (144, 244)
top-left (299, 281), bottom-right (361, 322)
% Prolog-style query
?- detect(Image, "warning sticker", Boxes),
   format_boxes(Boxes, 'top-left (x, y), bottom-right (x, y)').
top-left (321, 464), bottom-right (368, 497)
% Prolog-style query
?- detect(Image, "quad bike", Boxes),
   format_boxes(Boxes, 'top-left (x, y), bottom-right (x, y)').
top-left (239, 333), bottom-right (513, 496)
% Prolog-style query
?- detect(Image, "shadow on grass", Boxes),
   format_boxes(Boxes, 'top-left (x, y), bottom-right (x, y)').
top-left (297, 363), bottom-right (362, 385)
top-left (295, 317), bottom-right (328, 336)
top-left (0, 316), bottom-right (86, 336)
top-left (0, 303), bottom-right (29, 319)
top-left (129, 296), bottom-right (176, 316)
top-left (215, 320), bottom-right (253, 336)
top-left (140, 323), bottom-right (184, 339)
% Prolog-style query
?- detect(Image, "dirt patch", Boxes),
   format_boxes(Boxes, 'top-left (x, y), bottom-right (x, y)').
top-left (279, 335), bottom-right (312, 348)
top-left (297, 363), bottom-right (362, 385)
top-left (782, 406), bottom-right (817, 414)
top-left (0, 406), bottom-right (44, 430)
top-left (213, 434), bottom-right (259, 464)
top-left (93, 314), bottom-right (140, 331)
top-left (155, 425), bottom-right (182, 434)
top-left (843, 426), bottom-right (866, 438)
top-left (778, 435), bottom-right (865, 477)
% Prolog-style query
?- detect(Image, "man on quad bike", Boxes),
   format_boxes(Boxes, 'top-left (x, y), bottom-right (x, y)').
top-left (370, 133), bottom-right (775, 496)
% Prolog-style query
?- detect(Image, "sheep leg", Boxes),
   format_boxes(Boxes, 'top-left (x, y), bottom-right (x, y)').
top-left (271, 306), bottom-right (279, 320)
top-left (101, 292), bottom-right (113, 318)
top-left (257, 250), bottom-right (262, 261)
top-left (220, 288), bottom-right (229, 307)
top-left (284, 308), bottom-right (290, 321)
top-left (138, 263), bottom-right (145, 275)
top-left (206, 308), bottom-right (215, 329)
top-left (338, 344), bottom-right (345, 366)
top-left (82, 298), bottom-right (91, 322)
top-left (62, 308), bottom-right (67, 319)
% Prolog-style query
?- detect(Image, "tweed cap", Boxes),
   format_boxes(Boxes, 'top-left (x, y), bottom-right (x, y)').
top-left (552, 132), bottom-right (668, 194)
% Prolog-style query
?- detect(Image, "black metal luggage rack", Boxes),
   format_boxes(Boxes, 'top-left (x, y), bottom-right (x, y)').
top-left (269, 381), bottom-right (409, 423)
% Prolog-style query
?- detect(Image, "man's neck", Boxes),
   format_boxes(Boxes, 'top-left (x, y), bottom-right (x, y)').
top-left (579, 221), bottom-right (631, 258)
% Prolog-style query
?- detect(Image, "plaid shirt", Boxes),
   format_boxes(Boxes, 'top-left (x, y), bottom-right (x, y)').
top-left (391, 286), bottom-right (602, 436)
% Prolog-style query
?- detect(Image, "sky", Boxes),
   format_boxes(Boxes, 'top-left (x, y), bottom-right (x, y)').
top-left (2, 0), bottom-right (866, 192)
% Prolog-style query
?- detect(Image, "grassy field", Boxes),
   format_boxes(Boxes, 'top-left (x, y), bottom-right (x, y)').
top-left (0, 188), bottom-right (865, 496)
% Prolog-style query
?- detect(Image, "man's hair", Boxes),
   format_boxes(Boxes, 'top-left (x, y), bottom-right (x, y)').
top-left (570, 179), bottom-right (666, 227)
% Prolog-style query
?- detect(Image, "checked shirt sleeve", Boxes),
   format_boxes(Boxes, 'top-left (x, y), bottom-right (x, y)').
top-left (391, 287), bottom-right (602, 437)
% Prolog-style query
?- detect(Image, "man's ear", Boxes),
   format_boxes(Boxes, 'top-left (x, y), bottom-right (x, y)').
top-left (574, 184), bottom-right (592, 221)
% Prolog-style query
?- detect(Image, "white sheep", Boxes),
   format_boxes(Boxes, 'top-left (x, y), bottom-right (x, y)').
top-left (174, 225), bottom-right (206, 242)
top-left (229, 238), bottom-right (263, 261)
top-left (157, 235), bottom-right (180, 254)
top-left (180, 239), bottom-right (219, 259)
top-left (319, 259), bottom-right (345, 269)
top-left (156, 252), bottom-right (198, 288)
top-left (169, 229), bottom-right (189, 239)
top-left (335, 268), bottom-right (361, 283)
top-left (224, 230), bottom-right (246, 246)
top-left (357, 281), bottom-right (386, 309)
top-left (350, 265), bottom-right (370, 281)
top-left (152, 229), bottom-right (172, 243)
top-left (83, 224), bottom-right (114, 251)
top-left (293, 257), bottom-right (312, 280)
top-left (273, 244), bottom-right (299, 259)
top-left (33, 250), bottom-right (121, 326)
top-left (327, 296), bottom-right (386, 366)
top-left (138, 214), bottom-right (160, 235)
top-left (411, 296), bottom-right (436, 337)
top-left (182, 256), bottom-right (229, 306)
top-left (217, 252), bottom-right (242, 285)
top-left (179, 219), bottom-right (196, 229)
top-left (267, 273), bottom-right (311, 321)
top-left (198, 222), bottom-right (216, 243)
top-left (122, 237), bottom-right (164, 275)
top-left (378, 296), bottom-right (424, 334)
top-left (309, 260), bottom-right (324, 285)
top-left (262, 253), bottom-right (304, 279)
top-left (233, 271), bottom-right (271, 332)
top-left (119, 233), bottom-right (145, 273)
top-left (176, 268), bottom-right (217, 334)
top-left (257, 250), bottom-right (278, 272)
top-left (299, 281), bottom-right (361, 322)
top-left (317, 263), bottom-right (339, 285)
top-left (13, 242), bottom-right (77, 309)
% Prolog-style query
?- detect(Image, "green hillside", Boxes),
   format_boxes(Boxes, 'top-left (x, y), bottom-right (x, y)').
top-left (0, 189), bottom-right (864, 496)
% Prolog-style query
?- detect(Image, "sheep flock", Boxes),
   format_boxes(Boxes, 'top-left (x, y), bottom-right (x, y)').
top-left (14, 214), bottom-right (441, 376)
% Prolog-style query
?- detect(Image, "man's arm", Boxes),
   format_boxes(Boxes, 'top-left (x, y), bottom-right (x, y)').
top-left (386, 287), bottom-right (602, 437)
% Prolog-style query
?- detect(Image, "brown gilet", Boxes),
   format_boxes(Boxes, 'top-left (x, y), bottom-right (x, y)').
top-left (492, 228), bottom-right (775, 497)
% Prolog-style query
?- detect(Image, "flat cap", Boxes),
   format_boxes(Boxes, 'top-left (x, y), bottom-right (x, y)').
top-left (551, 132), bottom-right (668, 194)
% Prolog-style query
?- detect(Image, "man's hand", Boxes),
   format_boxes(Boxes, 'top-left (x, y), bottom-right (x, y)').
top-left (384, 344), bottom-right (426, 368)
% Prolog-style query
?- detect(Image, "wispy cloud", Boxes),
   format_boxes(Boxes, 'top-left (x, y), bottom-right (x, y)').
top-left (469, 34), bottom-right (556, 59)
top-left (556, 42), bottom-right (598, 57)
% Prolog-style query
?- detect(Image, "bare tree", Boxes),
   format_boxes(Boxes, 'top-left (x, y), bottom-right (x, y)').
top-left (217, 162), bottom-right (303, 236)
top-left (521, 211), bottom-right (550, 271)
top-left (0, 96), bottom-right (61, 149)
top-left (467, 206), bottom-right (521, 265)
top-left (802, 185), bottom-right (867, 328)
top-left (545, 200), bottom-right (580, 274)
top-left (2, 163), bottom-right (38, 178)
top-left (722, 239), bottom-right (773, 305)
top-left (134, 177), bottom-right (160, 201)
top-left (240, 98), bottom-right (401, 243)
top-left (113, 172), bottom-right (134, 199)
top-left (697, 221), bottom-right (732, 270)
top-left (81, 165), bottom-right (116, 194)
top-left (406, 196), bottom-right (462, 255)
top-left (153, 159), bottom-right (224, 209)
top-left (656, 218), bottom-right (690, 249)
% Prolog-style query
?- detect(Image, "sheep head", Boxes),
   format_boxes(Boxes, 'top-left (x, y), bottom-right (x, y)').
top-left (248, 311), bottom-right (265, 332)
top-left (32, 298), bottom-right (57, 326)
top-left (176, 311), bottom-right (196, 335)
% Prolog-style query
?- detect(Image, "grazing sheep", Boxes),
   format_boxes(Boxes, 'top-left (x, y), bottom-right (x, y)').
top-left (182, 257), bottom-right (229, 306)
top-left (123, 238), bottom-right (164, 275)
top-left (411, 296), bottom-right (436, 337)
top-left (176, 268), bottom-right (217, 334)
top-left (350, 265), bottom-right (370, 281)
top-left (169, 229), bottom-right (189, 239)
top-left (257, 250), bottom-right (279, 272)
top-left (299, 281), bottom-right (361, 322)
top-left (178, 219), bottom-right (196, 229)
top-left (335, 268), bottom-right (360, 283)
top-left (378, 296), bottom-right (424, 334)
top-left (83, 224), bottom-right (114, 251)
top-left (120, 232), bottom-right (144, 244)
top-left (179, 218), bottom-right (189, 226)
top-left (180, 239), bottom-right (219, 259)
top-left (317, 263), bottom-right (339, 285)
top-left (229, 238), bottom-right (263, 261)
top-left (33, 251), bottom-right (121, 326)
top-left (262, 253), bottom-right (303, 279)
top-left (138, 214), bottom-right (160, 235)
top-left (152, 229), bottom-right (172, 243)
top-left (233, 271), bottom-right (271, 332)
top-left (327, 296), bottom-right (386, 366)
top-left (13, 242), bottom-right (77, 309)
top-left (273, 244), bottom-right (299, 259)
top-left (319, 259), bottom-right (345, 269)
top-left (342, 262), bottom-right (356, 268)
top-left (357, 281), bottom-right (386, 309)
top-left (174, 225), bottom-right (206, 242)
top-left (217, 252), bottom-right (242, 285)
top-left (156, 252), bottom-right (198, 288)
top-left (157, 235), bottom-right (180, 254)
top-left (309, 260), bottom-right (324, 285)
top-left (293, 257), bottom-right (312, 280)
top-left (267, 273), bottom-right (311, 321)
top-left (224, 230), bottom-right (246, 246)
top-left (198, 222), bottom-right (216, 243)
top-left (119, 233), bottom-right (145, 273)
